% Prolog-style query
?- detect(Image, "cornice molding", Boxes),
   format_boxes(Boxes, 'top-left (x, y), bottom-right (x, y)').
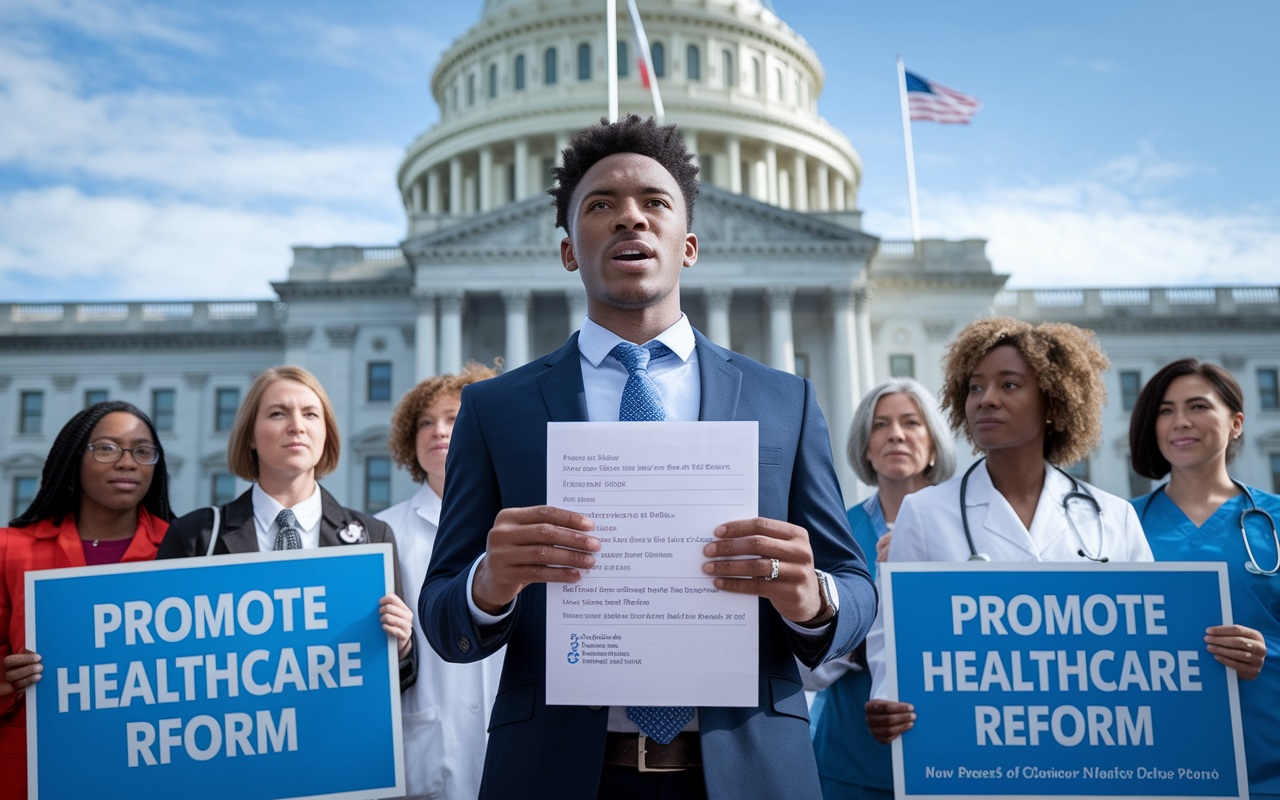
top-left (272, 279), bottom-right (412, 300)
top-left (0, 332), bottom-right (284, 352)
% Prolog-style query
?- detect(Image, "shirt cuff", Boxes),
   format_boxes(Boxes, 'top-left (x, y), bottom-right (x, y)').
top-left (465, 554), bottom-right (516, 626)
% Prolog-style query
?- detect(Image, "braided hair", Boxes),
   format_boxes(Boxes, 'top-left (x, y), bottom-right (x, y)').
top-left (8, 401), bottom-right (174, 527)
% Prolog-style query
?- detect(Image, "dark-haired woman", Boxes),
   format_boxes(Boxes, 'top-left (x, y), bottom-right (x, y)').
top-left (1129, 359), bottom-right (1276, 797)
top-left (0, 401), bottom-right (172, 798)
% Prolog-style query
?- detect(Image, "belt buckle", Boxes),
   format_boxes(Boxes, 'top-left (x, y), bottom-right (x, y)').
top-left (637, 733), bottom-right (684, 773)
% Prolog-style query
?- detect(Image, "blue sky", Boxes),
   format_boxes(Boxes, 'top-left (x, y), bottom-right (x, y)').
top-left (1, 0), bottom-right (1276, 300)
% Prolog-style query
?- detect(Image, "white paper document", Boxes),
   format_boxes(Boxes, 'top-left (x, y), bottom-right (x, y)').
top-left (544, 421), bottom-right (760, 707)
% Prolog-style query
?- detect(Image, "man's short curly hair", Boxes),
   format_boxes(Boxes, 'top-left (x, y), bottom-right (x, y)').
top-left (941, 317), bottom-right (1111, 467)
top-left (549, 114), bottom-right (699, 233)
top-left (388, 362), bottom-right (498, 484)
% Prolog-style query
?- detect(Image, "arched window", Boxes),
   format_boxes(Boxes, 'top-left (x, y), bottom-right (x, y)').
top-left (651, 42), bottom-right (665, 78)
top-left (514, 54), bottom-right (526, 90)
top-left (578, 43), bottom-right (591, 81)
top-left (617, 41), bottom-right (628, 77)
top-left (545, 47), bottom-right (558, 85)
top-left (467, 73), bottom-right (476, 105)
top-left (686, 44), bottom-right (700, 81)
top-left (489, 64), bottom-right (498, 98)
top-left (752, 56), bottom-right (761, 94)
top-left (775, 68), bottom-right (783, 100)
top-left (722, 49), bottom-right (734, 87)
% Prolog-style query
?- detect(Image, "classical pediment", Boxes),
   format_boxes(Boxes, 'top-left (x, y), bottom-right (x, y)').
top-left (401, 185), bottom-right (878, 261)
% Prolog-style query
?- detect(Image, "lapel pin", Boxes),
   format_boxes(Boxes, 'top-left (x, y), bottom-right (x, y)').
top-left (338, 523), bottom-right (366, 544)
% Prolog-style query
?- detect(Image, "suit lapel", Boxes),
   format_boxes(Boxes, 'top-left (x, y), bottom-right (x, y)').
top-left (535, 332), bottom-right (589, 422)
top-left (218, 490), bottom-right (260, 554)
top-left (694, 331), bottom-right (742, 422)
top-left (317, 486), bottom-right (353, 547)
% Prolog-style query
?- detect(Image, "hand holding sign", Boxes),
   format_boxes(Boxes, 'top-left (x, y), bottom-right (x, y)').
top-left (864, 698), bottom-right (914, 745)
top-left (380, 594), bottom-right (413, 656)
top-left (1206, 623), bottom-right (1266, 680)
top-left (2, 648), bottom-right (42, 693)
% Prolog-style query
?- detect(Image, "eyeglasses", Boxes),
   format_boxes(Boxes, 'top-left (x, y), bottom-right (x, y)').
top-left (87, 442), bottom-right (160, 465)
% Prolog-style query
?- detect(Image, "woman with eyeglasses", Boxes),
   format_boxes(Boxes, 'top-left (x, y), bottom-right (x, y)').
top-left (0, 401), bottom-right (173, 798)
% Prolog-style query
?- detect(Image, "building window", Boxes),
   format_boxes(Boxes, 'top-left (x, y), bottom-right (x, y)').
top-left (450, 85), bottom-right (457, 111)
top-left (617, 41), bottom-right (628, 76)
top-left (686, 45), bottom-right (700, 81)
top-left (365, 456), bottom-right (392, 514)
top-left (889, 355), bottom-right (915, 378)
top-left (152, 389), bottom-right (176, 431)
top-left (794, 353), bottom-right (810, 380)
top-left (544, 47), bottom-right (557, 85)
top-left (578, 43), bottom-right (591, 81)
top-left (19, 391), bottom-right (43, 434)
top-left (84, 389), bottom-right (108, 408)
top-left (215, 388), bottom-right (240, 432)
top-left (651, 42), bottom-right (665, 78)
top-left (1271, 454), bottom-right (1280, 493)
top-left (775, 68), bottom-right (783, 100)
top-left (722, 49), bottom-right (734, 86)
top-left (1120, 370), bottom-right (1142, 412)
top-left (1127, 464), bottom-right (1151, 499)
top-left (752, 57), bottom-right (761, 94)
top-left (514, 54), bottom-right (526, 90)
top-left (368, 362), bottom-right (393, 403)
top-left (1259, 368), bottom-right (1279, 411)
top-left (1063, 458), bottom-right (1090, 484)
top-left (12, 476), bottom-right (38, 518)
top-left (467, 73), bottom-right (476, 105)
top-left (211, 474), bottom-right (237, 506)
top-left (488, 64), bottom-right (498, 98)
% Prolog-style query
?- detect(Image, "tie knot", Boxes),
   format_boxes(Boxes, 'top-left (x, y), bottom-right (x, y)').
top-left (610, 341), bottom-right (672, 375)
top-left (275, 508), bottom-right (298, 529)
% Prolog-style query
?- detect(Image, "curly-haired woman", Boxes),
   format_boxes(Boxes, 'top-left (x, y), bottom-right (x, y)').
top-left (0, 401), bottom-right (173, 798)
top-left (375, 363), bottom-right (500, 800)
top-left (862, 317), bottom-right (1153, 745)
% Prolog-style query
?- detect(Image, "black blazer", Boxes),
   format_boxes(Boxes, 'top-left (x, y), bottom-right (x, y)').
top-left (159, 485), bottom-right (417, 691)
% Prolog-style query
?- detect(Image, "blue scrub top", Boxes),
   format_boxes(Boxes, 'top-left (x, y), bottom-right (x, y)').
top-left (810, 496), bottom-right (893, 795)
top-left (1134, 486), bottom-right (1280, 796)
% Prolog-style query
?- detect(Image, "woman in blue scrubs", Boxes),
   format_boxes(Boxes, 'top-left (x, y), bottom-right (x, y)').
top-left (810, 378), bottom-right (955, 800)
top-left (1129, 358), bottom-right (1275, 797)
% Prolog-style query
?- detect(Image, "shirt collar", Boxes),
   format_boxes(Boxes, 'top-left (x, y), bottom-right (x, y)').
top-left (252, 482), bottom-right (323, 533)
top-left (577, 313), bottom-right (696, 367)
top-left (411, 482), bottom-right (442, 527)
top-left (862, 492), bottom-right (890, 538)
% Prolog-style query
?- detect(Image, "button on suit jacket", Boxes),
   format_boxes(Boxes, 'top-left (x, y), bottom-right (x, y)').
top-left (420, 330), bottom-right (876, 800)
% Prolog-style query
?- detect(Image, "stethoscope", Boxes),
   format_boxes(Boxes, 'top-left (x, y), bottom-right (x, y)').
top-left (960, 457), bottom-right (1107, 563)
top-left (1139, 480), bottom-right (1280, 577)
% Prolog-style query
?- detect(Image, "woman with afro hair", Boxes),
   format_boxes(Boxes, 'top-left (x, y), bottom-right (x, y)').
top-left (0, 401), bottom-right (173, 798)
top-left (860, 317), bottom-right (1153, 747)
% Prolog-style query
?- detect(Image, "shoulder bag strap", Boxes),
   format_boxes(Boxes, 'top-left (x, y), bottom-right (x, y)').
top-left (206, 505), bottom-right (222, 557)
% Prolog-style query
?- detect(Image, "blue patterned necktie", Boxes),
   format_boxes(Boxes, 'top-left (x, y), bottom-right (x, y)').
top-left (612, 341), bottom-right (693, 744)
top-left (273, 508), bottom-right (302, 550)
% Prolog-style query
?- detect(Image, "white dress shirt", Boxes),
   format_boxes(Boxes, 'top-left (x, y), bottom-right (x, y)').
top-left (378, 483), bottom-right (503, 800)
top-left (251, 483), bottom-right (322, 551)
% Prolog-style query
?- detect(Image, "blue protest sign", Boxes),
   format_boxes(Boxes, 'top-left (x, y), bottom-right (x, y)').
top-left (880, 562), bottom-right (1246, 800)
top-left (25, 546), bottom-right (404, 800)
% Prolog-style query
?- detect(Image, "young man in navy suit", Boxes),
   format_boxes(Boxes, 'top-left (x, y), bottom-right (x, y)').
top-left (420, 115), bottom-right (876, 800)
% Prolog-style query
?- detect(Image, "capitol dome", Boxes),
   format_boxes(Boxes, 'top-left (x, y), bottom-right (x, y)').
top-left (398, 0), bottom-right (862, 235)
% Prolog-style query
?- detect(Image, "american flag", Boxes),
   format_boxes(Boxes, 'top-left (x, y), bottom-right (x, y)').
top-left (906, 71), bottom-right (982, 124)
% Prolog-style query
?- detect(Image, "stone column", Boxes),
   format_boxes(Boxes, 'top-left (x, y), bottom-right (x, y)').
top-left (502, 289), bottom-right (532, 369)
top-left (764, 143), bottom-right (778, 205)
top-left (766, 286), bottom-right (796, 374)
top-left (854, 286), bottom-right (874, 395)
top-left (555, 132), bottom-right (571, 167)
top-left (412, 289), bottom-right (437, 380)
top-left (410, 181), bottom-right (423, 213)
top-left (726, 135), bottom-right (742, 194)
top-left (704, 286), bottom-right (732, 348)
top-left (438, 291), bottom-right (465, 375)
top-left (427, 168), bottom-right (441, 214)
top-left (829, 287), bottom-right (861, 501)
top-left (834, 175), bottom-right (847, 211)
top-left (792, 152), bottom-right (809, 212)
top-left (514, 137), bottom-right (530, 200)
top-left (566, 288), bottom-right (589, 336)
top-left (448, 157), bottom-right (463, 215)
top-left (479, 145), bottom-right (494, 212)
top-left (815, 162), bottom-right (830, 211)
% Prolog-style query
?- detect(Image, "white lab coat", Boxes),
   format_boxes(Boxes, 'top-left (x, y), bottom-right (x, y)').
top-left (377, 484), bottom-right (504, 800)
top-left (866, 461), bottom-right (1152, 701)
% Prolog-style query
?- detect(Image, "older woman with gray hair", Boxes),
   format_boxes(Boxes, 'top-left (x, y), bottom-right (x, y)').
top-left (810, 378), bottom-right (955, 800)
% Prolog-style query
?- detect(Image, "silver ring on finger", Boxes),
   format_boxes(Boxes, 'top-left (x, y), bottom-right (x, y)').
top-left (764, 557), bottom-right (780, 581)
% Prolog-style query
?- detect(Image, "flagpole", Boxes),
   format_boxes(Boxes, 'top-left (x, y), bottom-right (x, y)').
top-left (606, 0), bottom-right (618, 121)
top-left (627, 0), bottom-right (664, 123)
top-left (896, 54), bottom-right (921, 243)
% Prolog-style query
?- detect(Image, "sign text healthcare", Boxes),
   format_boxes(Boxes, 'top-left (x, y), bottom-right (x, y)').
top-left (57, 585), bottom-right (365, 767)
top-left (928, 592), bottom-right (1200, 747)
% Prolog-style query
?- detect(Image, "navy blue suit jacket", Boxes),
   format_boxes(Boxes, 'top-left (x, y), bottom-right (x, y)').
top-left (421, 329), bottom-right (876, 800)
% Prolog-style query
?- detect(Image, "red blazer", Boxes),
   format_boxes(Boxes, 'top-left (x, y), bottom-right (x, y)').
top-left (0, 510), bottom-right (167, 799)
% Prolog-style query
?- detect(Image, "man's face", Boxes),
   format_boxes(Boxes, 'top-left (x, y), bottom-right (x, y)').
top-left (561, 152), bottom-right (697, 319)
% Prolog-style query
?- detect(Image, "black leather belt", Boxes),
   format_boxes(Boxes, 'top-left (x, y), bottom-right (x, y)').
top-left (603, 732), bottom-right (702, 772)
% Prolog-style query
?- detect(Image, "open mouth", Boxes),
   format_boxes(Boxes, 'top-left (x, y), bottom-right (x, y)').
top-left (610, 241), bottom-right (656, 262)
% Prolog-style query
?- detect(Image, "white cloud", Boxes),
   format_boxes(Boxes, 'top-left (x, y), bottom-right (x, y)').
top-left (0, 186), bottom-right (402, 300)
top-left (0, 0), bottom-right (214, 52)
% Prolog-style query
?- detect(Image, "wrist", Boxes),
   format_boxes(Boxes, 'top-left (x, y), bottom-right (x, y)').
top-left (796, 570), bottom-right (837, 628)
